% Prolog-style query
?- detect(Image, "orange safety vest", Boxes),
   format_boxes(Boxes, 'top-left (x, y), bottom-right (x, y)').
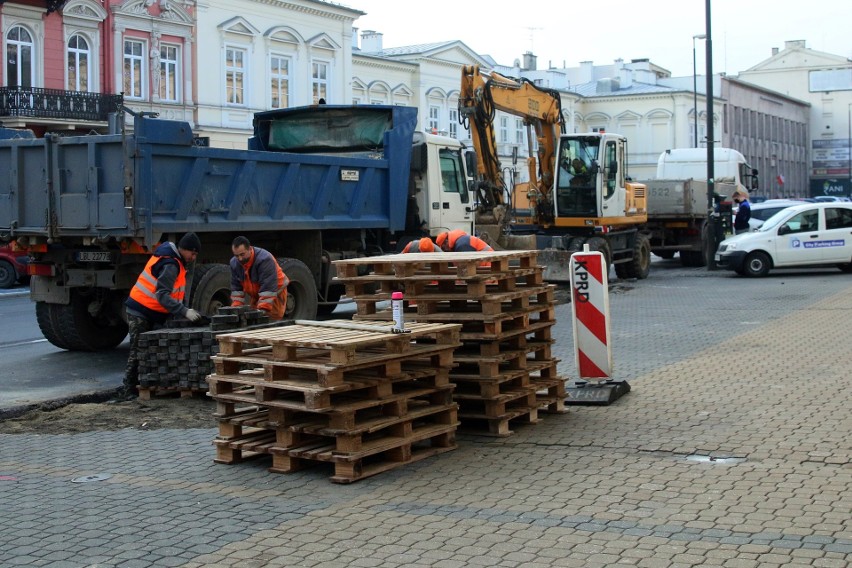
top-left (128, 252), bottom-right (186, 316)
top-left (438, 230), bottom-right (492, 252)
top-left (230, 247), bottom-right (289, 320)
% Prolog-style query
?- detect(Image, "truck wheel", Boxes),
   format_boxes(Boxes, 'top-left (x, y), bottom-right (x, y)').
top-left (619, 234), bottom-right (651, 280)
top-left (48, 290), bottom-right (129, 351)
top-left (189, 264), bottom-right (231, 316)
top-left (35, 301), bottom-right (71, 350)
top-left (743, 251), bottom-right (771, 277)
top-left (0, 260), bottom-right (16, 288)
top-left (278, 258), bottom-right (318, 320)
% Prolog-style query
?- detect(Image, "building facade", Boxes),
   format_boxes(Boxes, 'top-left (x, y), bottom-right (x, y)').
top-left (737, 40), bottom-right (852, 198)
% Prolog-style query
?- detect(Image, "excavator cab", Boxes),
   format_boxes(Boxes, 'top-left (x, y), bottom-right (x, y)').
top-left (555, 136), bottom-right (600, 218)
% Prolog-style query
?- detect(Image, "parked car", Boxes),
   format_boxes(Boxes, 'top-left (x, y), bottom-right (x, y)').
top-left (716, 202), bottom-right (852, 277)
top-left (813, 196), bottom-right (842, 203)
top-left (747, 199), bottom-right (802, 230)
top-left (0, 244), bottom-right (29, 288)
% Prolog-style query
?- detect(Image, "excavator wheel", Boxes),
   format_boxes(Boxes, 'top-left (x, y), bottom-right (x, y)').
top-left (584, 236), bottom-right (612, 275)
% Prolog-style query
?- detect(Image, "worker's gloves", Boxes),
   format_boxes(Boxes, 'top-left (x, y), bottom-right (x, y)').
top-left (185, 309), bottom-right (203, 322)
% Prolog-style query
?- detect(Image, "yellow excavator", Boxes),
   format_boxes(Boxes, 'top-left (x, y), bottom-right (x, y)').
top-left (459, 64), bottom-right (652, 281)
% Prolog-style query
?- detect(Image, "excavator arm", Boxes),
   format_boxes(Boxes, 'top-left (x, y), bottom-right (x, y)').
top-left (458, 64), bottom-right (564, 224)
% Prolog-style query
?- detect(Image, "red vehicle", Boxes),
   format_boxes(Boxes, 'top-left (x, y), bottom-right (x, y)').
top-left (0, 244), bottom-right (29, 288)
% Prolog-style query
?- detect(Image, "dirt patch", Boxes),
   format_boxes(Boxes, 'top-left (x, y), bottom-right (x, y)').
top-left (0, 394), bottom-right (218, 434)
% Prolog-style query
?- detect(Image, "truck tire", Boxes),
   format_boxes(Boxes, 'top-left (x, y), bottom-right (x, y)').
top-left (189, 264), bottom-right (232, 316)
top-left (0, 260), bottom-right (16, 288)
top-left (45, 290), bottom-right (129, 351)
top-left (617, 234), bottom-right (651, 280)
top-left (35, 301), bottom-right (71, 350)
top-left (278, 257), bottom-right (318, 320)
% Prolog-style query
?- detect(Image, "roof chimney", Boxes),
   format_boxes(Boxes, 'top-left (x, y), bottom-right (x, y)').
top-left (522, 51), bottom-right (537, 71)
top-left (771, 47), bottom-right (778, 56)
top-left (352, 27), bottom-right (359, 49)
top-left (579, 61), bottom-right (594, 83)
top-left (361, 30), bottom-right (383, 53)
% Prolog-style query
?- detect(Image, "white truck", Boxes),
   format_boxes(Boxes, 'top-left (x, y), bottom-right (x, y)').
top-left (639, 148), bottom-right (759, 266)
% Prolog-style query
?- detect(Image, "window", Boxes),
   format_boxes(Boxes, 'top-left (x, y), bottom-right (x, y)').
top-left (225, 47), bottom-right (246, 105)
top-left (159, 44), bottom-right (179, 102)
top-left (67, 34), bottom-right (89, 92)
top-left (269, 55), bottom-right (290, 109)
top-left (428, 106), bottom-right (440, 133)
top-left (439, 148), bottom-right (469, 203)
top-left (780, 210), bottom-right (819, 235)
top-left (515, 119), bottom-right (524, 145)
top-left (312, 61), bottom-right (329, 104)
top-left (604, 140), bottom-right (618, 198)
top-left (123, 39), bottom-right (145, 99)
top-left (825, 208), bottom-right (852, 230)
top-left (6, 26), bottom-right (34, 88)
top-left (448, 108), bottom-right (458, 139)
top-left (499, 116), bottom-right (508, 143)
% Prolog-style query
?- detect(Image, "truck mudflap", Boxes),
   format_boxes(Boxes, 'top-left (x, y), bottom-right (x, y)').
top-left (536, 248), bottom-right (575, 282)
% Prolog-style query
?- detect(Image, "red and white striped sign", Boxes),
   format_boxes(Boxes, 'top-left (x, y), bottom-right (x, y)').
top-left (569, 250), bottom-right (613, 379)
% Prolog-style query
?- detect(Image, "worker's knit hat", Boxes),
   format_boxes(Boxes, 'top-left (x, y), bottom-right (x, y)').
top-left (178, 232), bottom-right (201, 253)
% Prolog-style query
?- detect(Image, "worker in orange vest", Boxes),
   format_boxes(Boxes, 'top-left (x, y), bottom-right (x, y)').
top-left (124, 232), bottom-right (203, 395)
top-left (229, 236), bottom-right (290, 320)
top-left (401, 237), bottom-right (441, 253)
top-left (435, 230), bottom-right (493, 252)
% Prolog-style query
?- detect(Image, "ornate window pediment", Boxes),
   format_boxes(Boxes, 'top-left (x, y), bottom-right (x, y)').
top-left (307, 33), bottom-right (340, 52)
top-left (61, 0), bottom-right (108, 21)
top-left (218, 16), bottom-right (260, 38)
top-left (265, 27), bottom-right (303, 46)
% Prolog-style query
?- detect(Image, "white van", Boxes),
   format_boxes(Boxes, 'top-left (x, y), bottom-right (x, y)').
top-left (715, 202), bottom-right (852, 276)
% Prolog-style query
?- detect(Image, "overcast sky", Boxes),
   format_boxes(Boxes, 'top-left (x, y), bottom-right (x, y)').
top-left (344, 0), bottom-right (851, 78)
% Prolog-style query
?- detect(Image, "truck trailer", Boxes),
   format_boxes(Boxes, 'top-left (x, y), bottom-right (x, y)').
top-left (0, 105), bottom-right (475, 351)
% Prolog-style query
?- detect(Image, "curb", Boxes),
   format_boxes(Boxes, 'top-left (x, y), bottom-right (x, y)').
top-left (0, 388), bottom-right (124, 421)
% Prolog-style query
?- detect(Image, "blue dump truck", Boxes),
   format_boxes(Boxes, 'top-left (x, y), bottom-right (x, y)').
top-left (0, 105), bottom-right (475, 350)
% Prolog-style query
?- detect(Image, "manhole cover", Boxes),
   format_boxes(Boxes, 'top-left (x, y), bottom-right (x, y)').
top-left (71, 473), bottom-right (113, 483)
top-left (684, 455), bottom-right (746, 464)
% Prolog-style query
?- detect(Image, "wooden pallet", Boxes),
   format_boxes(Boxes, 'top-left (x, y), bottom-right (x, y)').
top-left (532, 377), bottom-right (568, 414)
top-left (215, 320), bottom-right (460, 364)
top-left (137, 386), bottom-right (208, 401)
top-left (270, 422), bottom-right (459, 483)
top-left (457, 406), bottom-right (540, 437)
top-left (334, 250), bottom-right (540, 281)
top-left (351, 285), bottom-right (554, 317)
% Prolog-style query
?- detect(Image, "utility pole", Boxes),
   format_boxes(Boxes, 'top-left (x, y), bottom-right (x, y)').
top-left (705, 0), bottom-right (718, 269)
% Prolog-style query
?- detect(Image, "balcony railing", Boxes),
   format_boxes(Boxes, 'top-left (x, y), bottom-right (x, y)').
top-left (0, 87), bottom-right (123, 122)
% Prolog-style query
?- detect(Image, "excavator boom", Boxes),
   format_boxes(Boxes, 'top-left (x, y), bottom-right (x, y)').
top-left (458, 65), bottom-right (564, 224)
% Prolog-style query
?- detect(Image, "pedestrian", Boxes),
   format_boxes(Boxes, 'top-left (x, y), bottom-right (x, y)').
top-left (732, 190), bottom-right (751, 234)
top-left (124, 232), bottom-right (203, 395)
top-left (435, 229), bottom-right (494, 252)
top-left (401, 237), bottom-right (441, 253)
top-left (229, 236), bottom-right (290, 320)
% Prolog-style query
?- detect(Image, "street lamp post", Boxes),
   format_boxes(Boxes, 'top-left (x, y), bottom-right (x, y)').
top-left (692, 34), bottom-right (706, 149)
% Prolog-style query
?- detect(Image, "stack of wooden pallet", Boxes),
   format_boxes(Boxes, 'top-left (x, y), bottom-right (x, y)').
top-left (334, 250), bottom-right (566, 436)
top-left (207, 320), bottom-right (462, 483)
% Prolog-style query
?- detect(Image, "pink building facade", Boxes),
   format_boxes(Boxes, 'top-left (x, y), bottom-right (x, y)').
top-left (0, 0), bottom-right (196, 135)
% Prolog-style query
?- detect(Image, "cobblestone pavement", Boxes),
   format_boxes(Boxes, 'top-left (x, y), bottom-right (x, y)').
top-left (1, 267), bottom-right (850, 567)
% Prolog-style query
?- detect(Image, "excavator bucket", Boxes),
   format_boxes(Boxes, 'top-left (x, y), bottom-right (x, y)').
top-left (536, 248), bottom-right (575, 283)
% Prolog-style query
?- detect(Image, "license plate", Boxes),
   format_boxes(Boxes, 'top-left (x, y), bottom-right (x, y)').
top-left (714, 254), bottom-right (721, 262)
top-left (77, 251), bottom-right (112, 262)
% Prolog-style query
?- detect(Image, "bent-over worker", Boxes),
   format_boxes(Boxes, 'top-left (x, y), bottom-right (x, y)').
top-left (401, 237), bottom-right (441, 253)
top-left (229, 236), bottom-right (290, 320)
top-left (124, 232), bottom-right (203, 395)
top-left (435, 230), bottom-right (494, 253)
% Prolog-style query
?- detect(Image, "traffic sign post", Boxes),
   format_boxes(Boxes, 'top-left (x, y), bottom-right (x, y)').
top-left (565, 246), bottom-right (630, 405)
